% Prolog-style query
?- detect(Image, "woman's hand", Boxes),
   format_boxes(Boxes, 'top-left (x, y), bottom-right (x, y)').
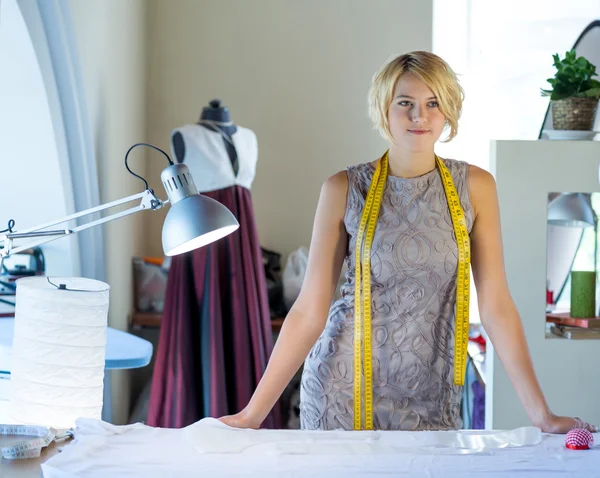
top-left (217, 409), bottom-right (261, 430)
top-left (536, 413), bottom-right (597, 434)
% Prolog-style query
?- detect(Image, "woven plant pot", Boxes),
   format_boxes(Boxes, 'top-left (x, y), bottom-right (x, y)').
top-left (551, 97), bottom-right (599, 130)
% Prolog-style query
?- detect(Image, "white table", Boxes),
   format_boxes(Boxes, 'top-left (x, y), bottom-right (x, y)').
top-left (37, 419), bottom-right (600, 478)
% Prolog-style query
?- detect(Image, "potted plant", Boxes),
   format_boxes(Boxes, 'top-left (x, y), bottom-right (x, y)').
top-left (541, 49), bottom-right (600, 130)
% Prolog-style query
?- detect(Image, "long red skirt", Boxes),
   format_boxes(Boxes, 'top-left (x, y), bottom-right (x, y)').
top-left (147, 185), bottom-right (280, 428)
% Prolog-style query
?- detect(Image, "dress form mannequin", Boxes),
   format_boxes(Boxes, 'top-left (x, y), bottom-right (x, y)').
top-left (148, 104), bottom-right (280, 429)
top-left (172, 99), bottom-right (239, 175)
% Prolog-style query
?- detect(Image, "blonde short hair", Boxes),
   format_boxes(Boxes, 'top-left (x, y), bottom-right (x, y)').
top-left (368, 51), bottom-right (464, 143)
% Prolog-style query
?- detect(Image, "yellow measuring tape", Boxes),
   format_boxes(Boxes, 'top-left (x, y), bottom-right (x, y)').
top-left (353, 150), bottom-right (470, 430)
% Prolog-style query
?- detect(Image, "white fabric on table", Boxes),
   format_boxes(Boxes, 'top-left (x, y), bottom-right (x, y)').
top-left (186, 418), bottom-right (541, 455)
top-left (41, 418), bottom-right (600, 478)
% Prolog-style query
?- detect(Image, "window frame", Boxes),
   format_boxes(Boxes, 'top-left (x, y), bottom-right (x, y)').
top-left (17, 0), bottom-right (105, 282)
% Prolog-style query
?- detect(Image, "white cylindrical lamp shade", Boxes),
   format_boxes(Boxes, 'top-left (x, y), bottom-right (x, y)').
top-left (8, 277), bottom-right (110, 429)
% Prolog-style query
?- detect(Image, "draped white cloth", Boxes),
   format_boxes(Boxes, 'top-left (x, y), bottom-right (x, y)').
top-left (41, 418), bottom-right (598, 477)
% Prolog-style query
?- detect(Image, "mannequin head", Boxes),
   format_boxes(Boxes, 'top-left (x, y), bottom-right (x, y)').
top-left (200, 99), bottom-right (232, 124)
top-left (368, 51), bottom-right (464, 146)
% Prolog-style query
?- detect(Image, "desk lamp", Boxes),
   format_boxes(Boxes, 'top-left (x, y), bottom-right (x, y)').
top-left (0, 143), bottom-right (239, 266)
top-left (0, 143), bottom-right (239, 432)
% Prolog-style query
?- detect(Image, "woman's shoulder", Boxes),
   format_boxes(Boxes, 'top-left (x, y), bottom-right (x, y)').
top-left (320, 161), bottom-right (374, 205)
top-left (438, 156), bottom-right (470, 172)
top-left (315, 170), bottom-right (350, 222)
top-left (319, 170), bottom-right (350, 205)
top-left (345, 160), bottom-right (374, 173)
top-left (439, 157), bottom-right (493, 184)
top-left (324, 161), bottom-right (373, 187)
top-left (466, 163), bottom-right (495, 187)
top-left (344, 161), bottom-right (376, 186)
top-left (324, 169), bottom-right (349, 189)
top-left (464, 163), bottom-right (496, 220)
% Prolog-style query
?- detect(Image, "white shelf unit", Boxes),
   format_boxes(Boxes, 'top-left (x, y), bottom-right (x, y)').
top-left (487, 139), bottom-right (600, 430)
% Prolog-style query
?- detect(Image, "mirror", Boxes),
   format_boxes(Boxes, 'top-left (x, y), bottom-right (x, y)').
top-left (546, 192), bottom-right (600, 339)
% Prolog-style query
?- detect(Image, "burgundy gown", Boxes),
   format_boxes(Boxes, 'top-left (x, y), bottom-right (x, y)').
top-left (147, 124), bottom-right (280, 428)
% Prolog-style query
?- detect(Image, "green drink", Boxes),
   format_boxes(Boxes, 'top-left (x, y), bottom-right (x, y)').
top-left (570, 271), bottom-right (596, 318)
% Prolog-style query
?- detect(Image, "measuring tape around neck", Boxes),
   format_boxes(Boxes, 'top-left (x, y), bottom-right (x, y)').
top-left (353, 150), bottom-right (471, 430)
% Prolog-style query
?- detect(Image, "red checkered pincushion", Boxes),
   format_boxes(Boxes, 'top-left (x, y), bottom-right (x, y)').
top-left (565, 428), bottom-right (594, 450)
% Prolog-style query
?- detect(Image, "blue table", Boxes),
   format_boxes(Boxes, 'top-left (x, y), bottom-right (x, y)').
top-left (0, 318), bottom-right (153, 373)
top-left (0, 318), bottom-right (153, 423)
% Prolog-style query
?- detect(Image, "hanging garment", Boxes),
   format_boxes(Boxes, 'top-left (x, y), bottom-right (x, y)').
top-left (147, 124), bottom-right (279, 428)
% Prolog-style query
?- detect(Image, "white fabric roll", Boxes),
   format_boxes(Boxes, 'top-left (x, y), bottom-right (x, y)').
top-left (9, 276), bottom-right (110, 429)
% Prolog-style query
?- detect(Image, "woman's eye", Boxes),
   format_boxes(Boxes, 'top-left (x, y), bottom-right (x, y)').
top-left (397, 101), bottom-right (439, 107)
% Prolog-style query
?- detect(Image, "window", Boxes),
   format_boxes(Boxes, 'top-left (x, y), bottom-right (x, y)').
top-left (433, 0), bottom-right (600, 323)
top-left (0, 0), bottom-right (104, 280)
top-left (0, 0), bottom-right (76, 275)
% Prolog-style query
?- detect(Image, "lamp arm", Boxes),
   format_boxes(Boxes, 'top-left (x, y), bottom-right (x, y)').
top-left (14, 191), bottom-right (148, 235)
top-left (0, 189), bottom-right (169, 261)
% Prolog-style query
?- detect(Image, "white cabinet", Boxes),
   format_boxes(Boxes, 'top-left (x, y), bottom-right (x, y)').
top-left (488, 140), bottom-right (600, 430)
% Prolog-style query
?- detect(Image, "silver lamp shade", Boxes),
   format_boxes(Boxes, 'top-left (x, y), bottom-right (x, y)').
top-left (160, 163), bottom-right (239, 256)
top-left (548, 193), bottom-right (595, 228)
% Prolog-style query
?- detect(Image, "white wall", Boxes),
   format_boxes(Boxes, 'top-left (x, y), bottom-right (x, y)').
top-left (489, 140), bottom-right (600, 430)
top-left (146, 0), bottom-right (433, 260)
top-left (65, 0), bottom-right (434, 423)
top-left (68, 0), bottom-right (147, 425)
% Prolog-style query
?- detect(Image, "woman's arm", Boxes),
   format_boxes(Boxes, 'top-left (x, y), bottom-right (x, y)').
top-left (219, 170), bottom-right (350, 428)
top-left (468, 165), bottom-right (596, 433)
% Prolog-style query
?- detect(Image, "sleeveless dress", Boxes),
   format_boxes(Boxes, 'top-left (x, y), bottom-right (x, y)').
top-left (148, 124), bottom-right (280, 429)
top-left (300, 158), bottom-right (474, 431)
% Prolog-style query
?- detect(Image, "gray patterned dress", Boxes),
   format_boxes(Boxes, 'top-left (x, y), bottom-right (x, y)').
top-left (300, 158), bottom-right (474, 431)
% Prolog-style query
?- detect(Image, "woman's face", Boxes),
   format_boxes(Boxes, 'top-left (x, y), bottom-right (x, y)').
top-left (387, 73), bottom-right (446, 151)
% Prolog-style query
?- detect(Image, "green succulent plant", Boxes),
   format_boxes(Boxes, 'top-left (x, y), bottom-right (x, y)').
top-left (541, 49), bottom-right (600, 100)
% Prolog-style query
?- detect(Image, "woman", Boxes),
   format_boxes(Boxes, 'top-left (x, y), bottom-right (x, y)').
top-left (219, 51), bottom-right (596, 432)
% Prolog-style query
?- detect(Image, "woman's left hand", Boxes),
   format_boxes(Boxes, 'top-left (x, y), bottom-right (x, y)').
top-left (537, 413), bottom-right (597, 434)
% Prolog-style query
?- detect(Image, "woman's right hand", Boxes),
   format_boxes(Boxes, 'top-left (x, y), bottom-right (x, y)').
top-left (218, 173), bottom-right (349, 433)
top-left (217, 409), bottom-right (261, 429)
